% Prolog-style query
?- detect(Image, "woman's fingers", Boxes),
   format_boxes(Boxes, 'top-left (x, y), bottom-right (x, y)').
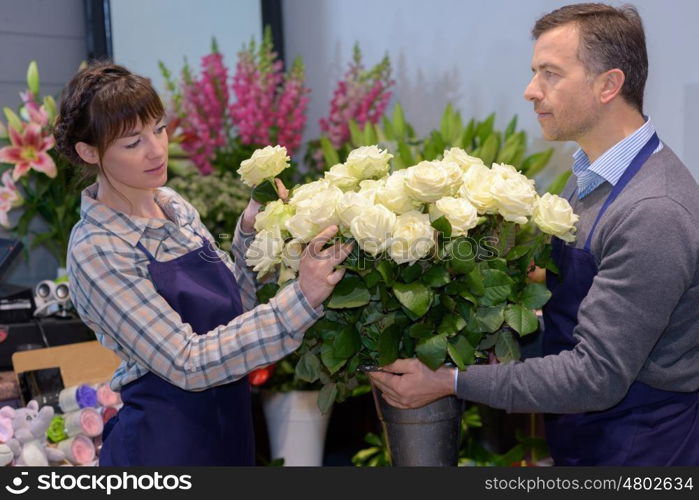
top-left (274, 178), bottom-right (289, 202)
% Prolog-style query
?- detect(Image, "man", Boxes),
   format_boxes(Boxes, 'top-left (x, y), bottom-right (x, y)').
top-left (370, 3), bottom-right (699, 465)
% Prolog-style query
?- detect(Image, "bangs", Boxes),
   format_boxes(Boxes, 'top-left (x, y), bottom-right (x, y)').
top-left (89, 74), bottom-right (165, 154)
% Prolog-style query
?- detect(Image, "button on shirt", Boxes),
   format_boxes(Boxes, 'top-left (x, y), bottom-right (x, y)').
top-left (573, 118), bottom-right (663, 199)
top-left (67, 184), bottom-right (323, 391)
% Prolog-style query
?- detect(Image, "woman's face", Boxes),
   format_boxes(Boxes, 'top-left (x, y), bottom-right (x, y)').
top-left (99, 117), bottom-right (169, 191)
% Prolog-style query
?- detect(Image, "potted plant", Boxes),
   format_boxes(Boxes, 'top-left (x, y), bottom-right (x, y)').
top-left (0, 61), bottom-right (89, 272)
top-left (239, 140), bottom-right (578, 465)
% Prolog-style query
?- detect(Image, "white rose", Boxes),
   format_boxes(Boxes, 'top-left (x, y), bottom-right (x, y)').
top-left (254, 200), bottom-right (295, 234)
top-left (281, 239), bottom-right (304, 272)
top-left (345, 145), bottom-right (393, 180)
top-left (237, 145), bottom-right (290, 187)
top-left (388, 211), bottom-right (436, 265)
top-left (442, 147), bottom-right (485, 173)
top-left (533, 193), bottom-right (579, 242)
top-left (490, 163), bottom-right (537, 224)
top-left (289, 179), bottom-right (331, 206)
top-left (350, 204), bottom-right (397, 256)
top-left (299, 184), bottom-right (343, 228)
top-left (458, 163), bottom-right (497, 214)
top-left (404, 160), bottom-right (463, 203)
top-left (245, 227), bottom-right (284, 277)
top-left (377, 169), bottom-right (421, 214)
top-left (430, 197), bottom-right (479, 237)
top-left (285, 212), bottom-right (319, 243)
top-left (324, 163), bottom-right (360, 191)
top-left (337, 191), bottom-right (375, 230)
top-left (357, 178), bottom-right (386, 204)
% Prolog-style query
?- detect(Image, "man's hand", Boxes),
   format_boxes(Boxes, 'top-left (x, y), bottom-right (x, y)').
top-left (240, 178), bottom-right (289, 233)
top-left (368, 358), bottom-right (456, 409)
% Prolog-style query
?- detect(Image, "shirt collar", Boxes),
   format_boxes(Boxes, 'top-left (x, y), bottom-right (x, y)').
top-left (79, 183), bottom-right (192, 247)
top-left (572, 117), bottom-right (657, 187)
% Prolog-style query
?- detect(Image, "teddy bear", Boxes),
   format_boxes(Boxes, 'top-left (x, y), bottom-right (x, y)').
top-left (0, 401), bottom-right (65, 466)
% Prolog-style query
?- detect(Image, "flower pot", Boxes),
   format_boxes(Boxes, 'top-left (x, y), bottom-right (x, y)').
top-left (372, 386), bottom-right (464, 466)
top-left (261, 389), bottom-right (331, 466)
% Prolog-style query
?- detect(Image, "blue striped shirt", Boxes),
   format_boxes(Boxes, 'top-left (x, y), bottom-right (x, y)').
top-left (572, 118), bottom-right (663, 199)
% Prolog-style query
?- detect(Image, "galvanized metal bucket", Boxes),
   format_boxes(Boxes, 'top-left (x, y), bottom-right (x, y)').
top-left (372, 386), bottom-right (464, 466)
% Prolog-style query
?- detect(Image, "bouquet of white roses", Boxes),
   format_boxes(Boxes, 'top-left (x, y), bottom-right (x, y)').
top-left (239, 144), bottom-right (578, 412)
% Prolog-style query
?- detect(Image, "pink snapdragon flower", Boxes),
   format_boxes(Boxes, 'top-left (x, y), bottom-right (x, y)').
top-left (320, 45), bottom-right (394, 149)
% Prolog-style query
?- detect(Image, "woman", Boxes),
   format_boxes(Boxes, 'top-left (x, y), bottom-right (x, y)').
top-left (54, 62), bottom-right (351, 466)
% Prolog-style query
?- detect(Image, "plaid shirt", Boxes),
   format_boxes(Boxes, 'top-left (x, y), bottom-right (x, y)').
top-left (67, 184), bottom-right (323, 392)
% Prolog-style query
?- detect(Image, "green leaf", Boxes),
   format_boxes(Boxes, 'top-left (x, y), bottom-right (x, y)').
top-left (392, 282), bottom-right (433, 319)
top-left (476, 113), bottom-right (496, 145)
top-left (505, 245), bottom-right (530, 261)
top-left (333, 325), bottom-right (361, 359)
top-left (415, 333), bottom-right (448, 370)
top-left (407, 322), bottom-right (434, 339)
top-left (319, 136), bottom-right (340, 167)
top-left (422, 264), bottom-right (450, 288)
top-left (478, 132), bottom-right (500, 166)
top-left (295, 352), bottom-right (321, 383)
top-left (349, 119), bottom-right (363, 146)
top-left (476, 305), bottom-right (505, 333)
top-left (378, 325), bottom-right (402, 366)
top-left (447, 336), bottom-right (475, 370)
top-left (465, 267), bottom-right (485, 296)
top-left (397, 139), bottom-right (414, 168)
top-left (392, 103), bottom-right (406, 138)
top-left (320, 345), bottom-right (348, 374)
top-left (256, 283), bottom-right (280, 304)
top-left (318, 383), bottom-right (338, 414)
top-left (437, 313), bottom-right (466, 336)
top-left (504, 115), bottom-right (518, 140)
top-left (446, 238), bottom-right (476, 274)
top-left (376, 260), bottom-right (395, 286)
top-left (363, 270), bottom-right (381, 288)
top-left (382, 115), bottom-right (395, 140)
top-left (505, 304), bottom-right (540, 336)
top-left (363, 122), bottom-right (378, 145)
top-left (546, 170), bottom-right (573, 195)
top-left (328, 276), bottom-right (371, 309)
top-left (431, 216), bottom-right (452, 238)
top-left (251, 179), bottom-right (278, 203)
top-left (461, 119), bottom-right (477, 150)
top-left (521, 283), bottom-right (552, 310)
top-left (520, 148), bottom-right (554, 177)
top-left (481, 269), bottom-right (514, 306)
top-left (495, 328), bottom-right (521, 363)
top-left (400, 262), bottom-right (423, 283)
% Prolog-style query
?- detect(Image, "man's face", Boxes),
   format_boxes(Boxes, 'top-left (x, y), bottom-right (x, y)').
top-left (524, 24), bottom-right (601, 142)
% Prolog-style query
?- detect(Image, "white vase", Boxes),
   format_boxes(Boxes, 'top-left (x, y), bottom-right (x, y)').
top-left (261, 390), bottom-right (331, 466)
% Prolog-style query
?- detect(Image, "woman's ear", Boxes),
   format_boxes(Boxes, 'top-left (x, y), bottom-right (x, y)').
top-left (75, 142), bottom-right (99, 165)
top-left (598, 68), bottom-right (625, 105)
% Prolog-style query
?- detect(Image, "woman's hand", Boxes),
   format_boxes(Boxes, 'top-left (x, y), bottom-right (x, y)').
top-left (240, 178), bottom-right (289, 233)
top-left (298, 225), bottom-right (354, 309)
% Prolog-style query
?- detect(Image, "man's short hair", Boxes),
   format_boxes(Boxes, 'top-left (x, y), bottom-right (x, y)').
top-left (532, 3), bottom-right (647, 113)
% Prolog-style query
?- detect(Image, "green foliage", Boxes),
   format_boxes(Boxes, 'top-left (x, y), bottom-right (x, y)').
top-left (166, 166), bottom-right (249, 253)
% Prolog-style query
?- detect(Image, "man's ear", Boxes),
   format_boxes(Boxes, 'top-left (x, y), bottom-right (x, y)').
top-left (75, 142), bottom-right (99, 165)
top-left (598, 68), bottom-right (625, 104)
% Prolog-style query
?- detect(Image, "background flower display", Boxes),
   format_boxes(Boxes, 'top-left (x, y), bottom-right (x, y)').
top-left (241, 144), bottom-right (578, 413)
top-left (305, 44), bottom-right (394, 176)
top-left (161, 32), bottom-right (311, 242)
top-left (0, 61), bottom-right (88, 268)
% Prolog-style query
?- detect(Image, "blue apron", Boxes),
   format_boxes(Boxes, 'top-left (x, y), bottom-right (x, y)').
top-left (99, 230), bottom-right (254, 466)
top-left (542, 133), bottom-right (699, 465)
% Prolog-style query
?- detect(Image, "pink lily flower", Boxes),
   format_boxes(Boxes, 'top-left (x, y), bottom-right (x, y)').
top-left (0, 123), bottom-right (57, 180)
top-left (0, 172), bottom-right (22, 228)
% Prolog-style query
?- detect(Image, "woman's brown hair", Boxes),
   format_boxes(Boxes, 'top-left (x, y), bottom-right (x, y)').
top-left (54, 62), bottom-right (165, 170)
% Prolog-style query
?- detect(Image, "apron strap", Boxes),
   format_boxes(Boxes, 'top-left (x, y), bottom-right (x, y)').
top-left (135, 241), bottom-right (156, 262)
top-left (584, 133), bottom-right (659, 252)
